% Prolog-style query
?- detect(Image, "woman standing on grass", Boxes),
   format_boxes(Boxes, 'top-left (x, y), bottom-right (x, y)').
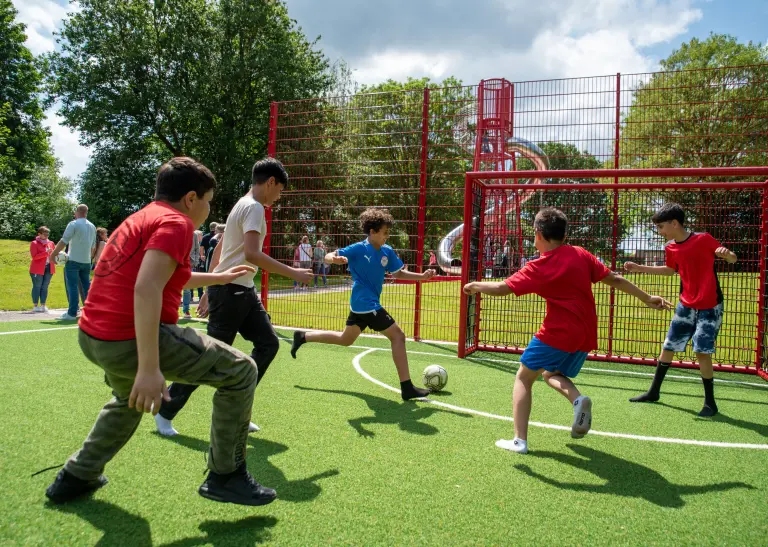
top-left (91, 227), bottom-right (108, 269)
top-left (29, 226), bottom-right (56, 312)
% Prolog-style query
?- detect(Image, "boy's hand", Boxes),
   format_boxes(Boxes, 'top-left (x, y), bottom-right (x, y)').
top-left (645, 295), bottom-right (673, 310)
top-left (714, 247), bottom-right (736, 263)
top-left (422, 269), bottom-right (436, 281)
top-left (329, 255), bottom-right (348, 265)
top-left (197, 293), bottom-right (209, 318)
top-left (129, 368), bottom-right (170, 414)
top-left (463, 282), bottom-right (478, 295)
top-left (624, 261), bottom-right (640, 273)
top-left (218, 265), bottom-right (256, 284)
top-left (293, 268), bottom-right (314, 284)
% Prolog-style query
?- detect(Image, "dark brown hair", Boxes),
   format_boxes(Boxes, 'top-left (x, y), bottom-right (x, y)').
top-left (534, 207), bottom-right (568, 242)
top-left (155, 157), bottom-right (217, 202)
top-left (360, 208), bottom-right (394, 235)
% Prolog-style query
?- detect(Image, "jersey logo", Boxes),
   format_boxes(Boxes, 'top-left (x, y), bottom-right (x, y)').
top-left (364, 255), bottom-right (372, 263)
top-left (381, 256), bottom-right (388, 267)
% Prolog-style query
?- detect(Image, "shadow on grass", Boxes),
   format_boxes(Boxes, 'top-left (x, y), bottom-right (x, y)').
top-left (47, 499), bottom-right (153, 547)
top-left (158, 516), bottom-right (278, 546)
top-left (295, 386), bottom-right (470, 438)
top-left (515, 444), bottom-right (755, 508)
top-left (162, 434), bottom-right (339, 503)
top-left (657, 402), bottom-right (768, 438)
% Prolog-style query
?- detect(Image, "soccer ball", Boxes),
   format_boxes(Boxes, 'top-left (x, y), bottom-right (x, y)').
top-left (54, 251), bottom-right (69, 265)
top-left (422, 365), bottom-right (448, 392)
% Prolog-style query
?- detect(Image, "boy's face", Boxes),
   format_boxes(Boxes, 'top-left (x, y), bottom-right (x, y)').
top-left (187, 189), bottom-right (213, 227)
top-left (258, 178), bottom-right (284, 207)
top-left (368, 225), bottom-right (391, 247)
top-left (654, 220), bottom-right (678, 240)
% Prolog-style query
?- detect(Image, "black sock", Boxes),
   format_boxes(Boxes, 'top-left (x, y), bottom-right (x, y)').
top-left (290, 331), bottom-right (306, 359)
top-left (400, 379), bottom-right (430, 401)
top-left (699, 377), bottom-right (718, 416)
top-left (629, 361), bottom-right (670, 403)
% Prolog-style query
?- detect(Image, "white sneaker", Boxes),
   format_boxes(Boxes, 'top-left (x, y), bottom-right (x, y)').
top-left (571, 396), bottom-right (592, 439)
top-left (248, 422), bottom-right (260, 433)
top-left (154, 414), bottom-right (178, 436)
top-left (41, 305), bottom-right (49, 312)
top-left (58, 312), bottom-right (77, 320)
top-left (32, 306), bottom-right (42, 312)
top-left (496, 438), bottom-right (528, 454)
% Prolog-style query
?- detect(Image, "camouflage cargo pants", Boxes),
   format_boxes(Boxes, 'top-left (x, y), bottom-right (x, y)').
top-left (65, 324), bottom-right (257, 480)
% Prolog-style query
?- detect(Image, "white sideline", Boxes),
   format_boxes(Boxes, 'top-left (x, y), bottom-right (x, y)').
top-left (351, 348), bottom-right (768, 450)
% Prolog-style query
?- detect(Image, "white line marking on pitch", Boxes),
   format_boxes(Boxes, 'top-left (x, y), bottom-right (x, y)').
top-left (352, 348), bottom-right (768, 450)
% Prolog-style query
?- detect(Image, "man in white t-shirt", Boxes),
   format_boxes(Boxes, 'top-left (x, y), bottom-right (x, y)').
top-left (155, 158), bottom-right (313, 437)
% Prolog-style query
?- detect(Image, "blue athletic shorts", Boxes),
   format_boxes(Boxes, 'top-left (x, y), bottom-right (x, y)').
top-left (520, 336), bottom-right (588, 378)
top-left (663, 302), bottom-right (723, 354)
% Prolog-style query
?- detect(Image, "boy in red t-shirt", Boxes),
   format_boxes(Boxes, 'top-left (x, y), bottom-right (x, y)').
top-left (464, 208), bottom-right (670, 454)
top-left (45, 157), bottom-right (278, 507)
top-left (625, 203), bottom-right (737, 416)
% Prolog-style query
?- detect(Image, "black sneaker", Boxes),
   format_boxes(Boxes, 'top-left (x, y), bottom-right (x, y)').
top-left (290, 331), bottom-right (305, 359)
top-left (198, 465), bottom-right (277, 506)
top-left (45, 469), bottom-right (108, 504)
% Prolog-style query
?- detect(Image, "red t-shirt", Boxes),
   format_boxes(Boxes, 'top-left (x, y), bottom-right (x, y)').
top-left (80, 201), bottom-right (194, 341)
top-left (504, 245), bottom-right (611, 353)
top-left (665, 232), bottom-right (723, 310)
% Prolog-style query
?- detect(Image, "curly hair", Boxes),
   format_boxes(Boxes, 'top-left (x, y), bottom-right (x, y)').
top-left (360, 208), bottom-right (394, 235)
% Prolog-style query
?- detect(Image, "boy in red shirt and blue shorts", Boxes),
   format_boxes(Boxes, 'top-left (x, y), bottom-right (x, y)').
top-left (625, 203), bottom-right (737, 417)
top-left (464, 208), bottom-right (670, 454)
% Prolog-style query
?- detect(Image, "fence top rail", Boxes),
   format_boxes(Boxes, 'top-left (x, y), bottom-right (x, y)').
top-left (475, 181), bottom-right (768, 191)
top-left (466, 167), bottom-right (768, 180)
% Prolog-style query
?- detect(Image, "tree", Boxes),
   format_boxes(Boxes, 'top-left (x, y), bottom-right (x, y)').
top-left (0, 0), bottom-right (52, 193)
top-left (45, 0), bottom-right (333, 219)
top-left (27, 160), bottom-right (76, 239)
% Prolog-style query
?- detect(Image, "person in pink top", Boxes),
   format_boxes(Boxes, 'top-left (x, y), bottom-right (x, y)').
top-left (29, 226), bottom-right (56, 312)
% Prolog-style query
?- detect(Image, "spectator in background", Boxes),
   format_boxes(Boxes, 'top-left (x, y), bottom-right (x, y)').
top-left (92, 227), bottom-right (108, 270)
top-left (313, 240), bottom-right (328, 288)
top-left (50, 204), bottom-right (97, 320)
top-left (298, 235), bottom-right (312, 290)
top-left (200, 221), bottom-right (218, 260)
top-left (503, 240), bottom-right (510, 273)
top-left (29, 226), bottom-right (56, 313)
top-left (182, 230), bottom-right (202, 319)
top-left (205, 223), bottom-right (225, 273)
top-left (193, 230), bottom-right (204, 300)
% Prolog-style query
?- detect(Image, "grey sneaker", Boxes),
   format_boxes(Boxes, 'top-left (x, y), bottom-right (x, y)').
top-left (571, 396), bottom-right (592, 439)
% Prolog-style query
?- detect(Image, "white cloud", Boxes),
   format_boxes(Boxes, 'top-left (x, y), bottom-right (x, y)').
top-left (12, 0), bottom-right (91, 181)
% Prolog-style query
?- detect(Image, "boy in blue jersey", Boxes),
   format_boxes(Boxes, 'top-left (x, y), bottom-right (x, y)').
top-left (291, 208), bottom-right (436, 400)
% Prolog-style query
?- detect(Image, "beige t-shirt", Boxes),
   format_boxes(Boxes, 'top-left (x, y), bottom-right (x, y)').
top-left (214, 194), bottom-right (266, 288)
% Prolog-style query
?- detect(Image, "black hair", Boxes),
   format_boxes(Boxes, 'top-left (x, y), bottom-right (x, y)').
top-left (155, 157), bottom-right (217, 202)
top-left (534, 207), bottom-right (568, 242)
top-left (651, 203), bottom-right (685, 226)
top-left (252, 157), bottom-right (289, 187)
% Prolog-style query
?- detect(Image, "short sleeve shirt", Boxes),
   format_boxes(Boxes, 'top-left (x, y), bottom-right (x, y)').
top-left (338, 239), bottom-right (404, 313)
top-left (214, 194), bottom-right (267, 288)
top-left (664, 232), bottom-right (723, 309)
top-left (504, 245), bottom-right (611, 353)
top-left (80, 201), bottom-right (194, 340)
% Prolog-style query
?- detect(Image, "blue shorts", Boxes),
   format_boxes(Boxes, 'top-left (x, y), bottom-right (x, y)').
top-left (663, 302), bottom-right (723, 354)
top-left (520, 337), bottom-right (588, 378)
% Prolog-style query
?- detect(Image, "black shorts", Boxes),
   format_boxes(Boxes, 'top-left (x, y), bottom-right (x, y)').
top-left (346, 308), bottom-right (396, 332)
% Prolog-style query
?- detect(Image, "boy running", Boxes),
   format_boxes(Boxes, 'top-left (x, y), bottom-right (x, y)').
top-left (154, 158), bottom-right (313, 437)
top-left (46, 157), bottom-right (277, 506)
top-left (463, 208), bottom-right (670, 454)
top-left (625, 203), bottom-right (737, 416)
top-left (291, 208), bottom-right (436, 400)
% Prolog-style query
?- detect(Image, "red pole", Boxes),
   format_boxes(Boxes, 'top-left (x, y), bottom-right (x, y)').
top-left (511, 83), bottom-right (523, 270)
top-left (755, 183), bottom-right (768, 378)
top-left (607, 73), bottom-right (621, 357)
top-left (414, 87), bottom-right (430, 341)
top-left (261, 101), bottom-right (279, 309)
top-left (458, 173), bottom-right (475, 358)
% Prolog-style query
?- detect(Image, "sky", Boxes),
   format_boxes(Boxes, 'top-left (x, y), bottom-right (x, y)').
top-left (12, 0), bottom-right (768, 183)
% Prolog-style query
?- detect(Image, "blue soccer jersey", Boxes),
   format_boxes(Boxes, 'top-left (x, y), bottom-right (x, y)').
top-left (338, 239), bottom-right (404, 313)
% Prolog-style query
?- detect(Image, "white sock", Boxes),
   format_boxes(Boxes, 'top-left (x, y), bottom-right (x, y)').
top-left (154, 414), bottom-right (178, 436)
top-left (248, 422), bottom-right (260, 433)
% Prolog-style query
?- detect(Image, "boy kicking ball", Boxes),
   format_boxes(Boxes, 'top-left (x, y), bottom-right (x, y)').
top-left (291, 208), bottom-right (436, 400)
top-left (463, 208), bottom-right (671, 454)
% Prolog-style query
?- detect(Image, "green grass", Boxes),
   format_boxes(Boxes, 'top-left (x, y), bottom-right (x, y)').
top-left (1, 319), bottom-right (766, 545)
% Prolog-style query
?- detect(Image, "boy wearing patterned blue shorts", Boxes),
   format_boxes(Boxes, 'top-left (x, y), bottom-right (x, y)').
top-left (464, 208), bottom-right (670, 454)
top-left (290, 208), bottom-right (437, 400)
top-left (625, 203), bottom-right (737, 417)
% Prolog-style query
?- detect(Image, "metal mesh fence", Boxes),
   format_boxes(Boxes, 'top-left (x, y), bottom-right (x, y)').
top-left (460, 173), bottom-right (768, 374)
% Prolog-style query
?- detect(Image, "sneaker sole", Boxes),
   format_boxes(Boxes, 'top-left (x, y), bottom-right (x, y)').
top-left (198, 487), bottom-right (277, 507)
top-left (571, 397), bottom-right (592, 439)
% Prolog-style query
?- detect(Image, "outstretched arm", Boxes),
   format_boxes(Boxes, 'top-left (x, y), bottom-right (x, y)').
top-left (715, 246), bottom-right (737, 264)
top-left (392, 268), bottom-right (436, 281)
top-left (600, 272), bottom-right (672, 310)
top-left (624, 262), bottom-right (676, 276)
top-left (463, 281), bottom-right (513, 296)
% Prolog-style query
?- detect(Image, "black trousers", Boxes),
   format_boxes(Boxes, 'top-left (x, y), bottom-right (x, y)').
top-left (159, 284), bottom-right (280, 420)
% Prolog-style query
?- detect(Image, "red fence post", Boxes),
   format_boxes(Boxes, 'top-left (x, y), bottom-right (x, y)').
top-left (458, 173), bottom-right (475, 358)
top-left (755, 183), bottom-right (768, 378)
top-left (607, 73), bottom-right (621, 357)
top-left (413, 88), bottom-right (431, 341)
top-left (261, 101), bottom-right (279, 309)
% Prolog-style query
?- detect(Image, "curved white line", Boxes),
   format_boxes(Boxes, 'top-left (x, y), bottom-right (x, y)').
top-left (352, 348), bottom-right (768, 450)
